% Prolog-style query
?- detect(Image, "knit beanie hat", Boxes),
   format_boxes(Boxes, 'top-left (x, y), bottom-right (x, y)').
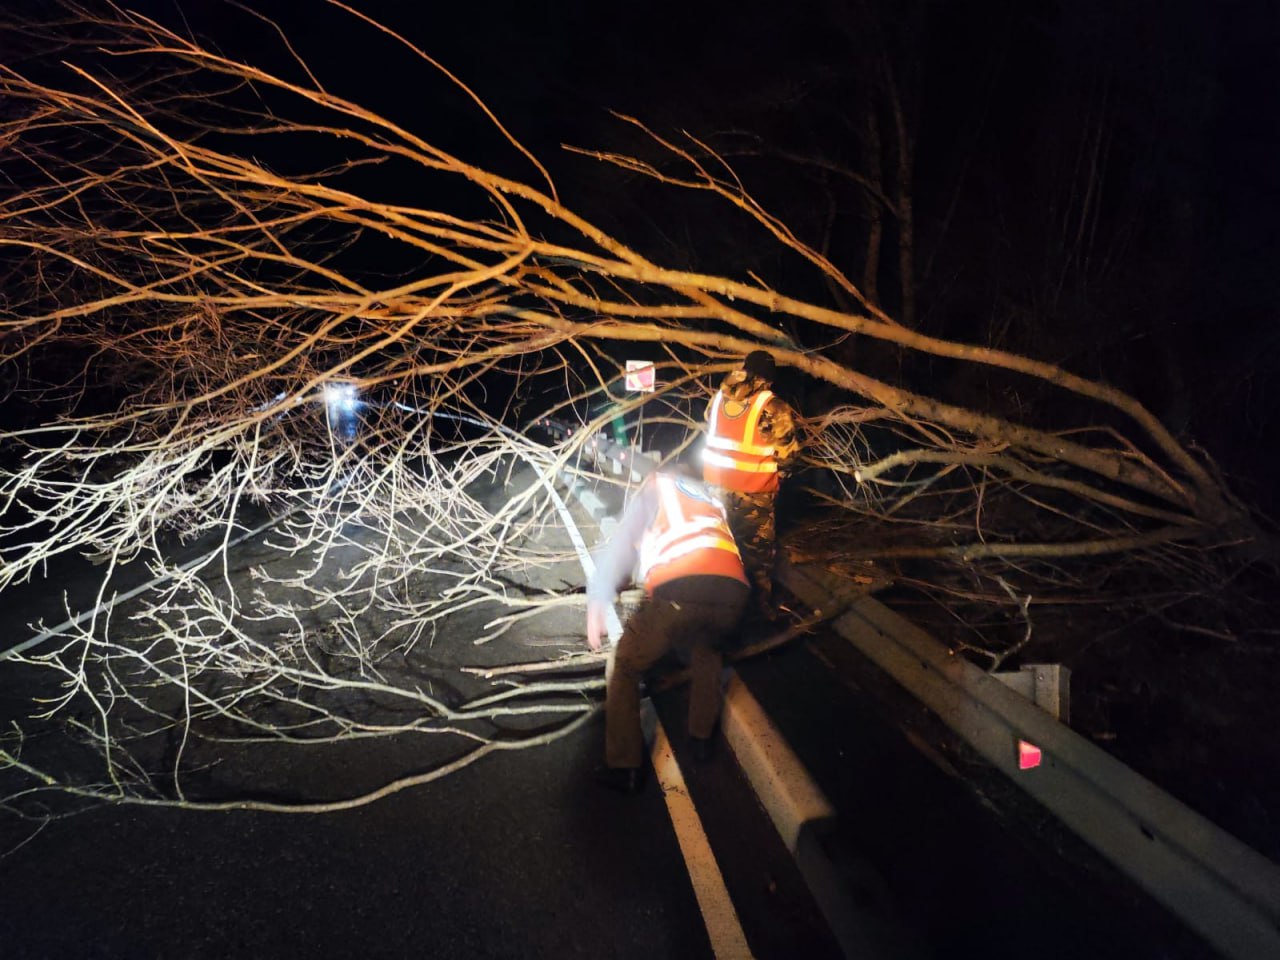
top-left (742, 350), bottom-right (776, 382)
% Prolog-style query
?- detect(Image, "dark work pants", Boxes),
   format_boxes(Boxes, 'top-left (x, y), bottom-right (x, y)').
top-left (605, 575), bottom-right (749, 769)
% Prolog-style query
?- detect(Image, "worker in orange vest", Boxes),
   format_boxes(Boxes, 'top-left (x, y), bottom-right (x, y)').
top-left (586, 467), bottom-right (750, 794)
top-left (702, 350), bottom-right (801, 618)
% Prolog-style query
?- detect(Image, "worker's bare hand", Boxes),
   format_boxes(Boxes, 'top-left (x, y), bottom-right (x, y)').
top-left (586, 601), bottom-right (606, 652)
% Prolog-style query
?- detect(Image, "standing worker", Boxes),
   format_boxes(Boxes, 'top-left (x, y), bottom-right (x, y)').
top-left (702, 350), bottom-right (801, 618)
top-left (585, 467), bottom-right (750, 794)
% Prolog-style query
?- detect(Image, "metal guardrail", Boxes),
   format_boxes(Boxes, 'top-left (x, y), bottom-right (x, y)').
top-left (782, 560), bottom-right (1280, 960)
top-left (534, 417), bottom-right (1280, 956)
top-left (532, 418), bottom-right (660, 483)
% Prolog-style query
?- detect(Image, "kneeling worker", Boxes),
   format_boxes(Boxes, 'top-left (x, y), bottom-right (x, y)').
top-left (586, 467), bottom-right (750, 794)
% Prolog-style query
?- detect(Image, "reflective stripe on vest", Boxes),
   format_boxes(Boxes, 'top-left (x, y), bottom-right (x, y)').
top-left (703, 388), bottom-right (780, 493)
top-left (638, 475), bottom-right (743, 591)
top-left (705, 390), bottom-right (777, 457)
top-left (702, 449), bottom-right (778, 474)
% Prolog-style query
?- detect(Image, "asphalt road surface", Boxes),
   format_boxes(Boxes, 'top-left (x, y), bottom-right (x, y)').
top-left (0, 463), bottom-right (1222, 958)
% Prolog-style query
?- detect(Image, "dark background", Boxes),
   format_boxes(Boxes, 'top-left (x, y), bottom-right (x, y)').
top-left (6, 0), bottom-right (1277, 511)
top-left (136, 0), bottom-right (1274, 511)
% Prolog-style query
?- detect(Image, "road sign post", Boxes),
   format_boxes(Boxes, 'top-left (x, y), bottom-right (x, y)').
top-left (624, 360), bottom-right (655, 475)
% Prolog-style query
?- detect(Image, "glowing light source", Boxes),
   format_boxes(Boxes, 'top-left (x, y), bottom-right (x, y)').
top-left (324, 382), bottom-right (360, 441)
top-left (324, 383), bottom-right (359, 413)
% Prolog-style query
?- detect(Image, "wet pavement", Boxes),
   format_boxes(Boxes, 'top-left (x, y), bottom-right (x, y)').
top-left (0, 713), bottom-right (715, 959)
top-left (0, 463), bottom-right (1227, 959)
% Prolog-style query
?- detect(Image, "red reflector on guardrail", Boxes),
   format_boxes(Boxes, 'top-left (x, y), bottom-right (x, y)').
top-left (1018, 739), bottom-right (1042, 769)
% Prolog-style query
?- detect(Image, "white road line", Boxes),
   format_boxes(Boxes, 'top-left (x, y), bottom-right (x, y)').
top-left (651, 719), bottom-right (755, 960)
top-left (2, 509), bottom-right (300, 661)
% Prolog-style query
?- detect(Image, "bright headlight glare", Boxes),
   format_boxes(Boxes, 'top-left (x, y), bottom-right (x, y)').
top-left (325, 384), bottom-right (359, 411)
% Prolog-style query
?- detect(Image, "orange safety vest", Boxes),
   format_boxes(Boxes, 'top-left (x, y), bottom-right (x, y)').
top-left (702, 389), bottom-right (779, 494)
top-left (638, 475), bottom-right (747, 594)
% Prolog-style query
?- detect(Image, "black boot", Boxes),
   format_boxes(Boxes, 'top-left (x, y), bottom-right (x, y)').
top-left (689, 734), bottom-right (715, 762)
top-left (593, 765), bottom-right (645, 795)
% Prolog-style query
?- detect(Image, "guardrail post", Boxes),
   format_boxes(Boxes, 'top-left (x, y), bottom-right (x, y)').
top-left (992, 663), bottom-right (1071, 723)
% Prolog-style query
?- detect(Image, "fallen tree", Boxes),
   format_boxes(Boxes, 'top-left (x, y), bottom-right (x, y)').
top-left (0, 2), bottom-right (1271, 820)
